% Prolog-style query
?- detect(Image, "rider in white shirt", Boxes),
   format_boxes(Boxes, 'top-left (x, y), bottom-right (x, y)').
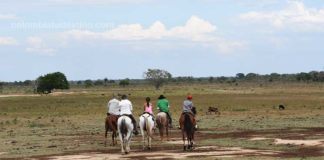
top-left (119, 94), bottom-right (139, 135)
top-left (107, 95), bottom-right (120, 116)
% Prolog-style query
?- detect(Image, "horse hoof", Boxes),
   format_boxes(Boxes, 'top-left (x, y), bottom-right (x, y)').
top-left (125, 152), bottom-right (129, 154)
top-left (183, 146), bottom-right (186, 151)
top-left (148, 147), bottom-right (151, 150)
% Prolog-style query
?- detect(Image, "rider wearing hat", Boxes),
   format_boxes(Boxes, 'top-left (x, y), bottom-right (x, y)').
top-left (182, 95), bottom-right (197, 129)
top-left (157, 95), bottom-right (173, 127)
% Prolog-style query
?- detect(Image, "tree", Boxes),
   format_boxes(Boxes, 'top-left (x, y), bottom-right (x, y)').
top-left (0, 82), bottom-right (3, 93)
top-left (36, 72), bottom-right (69, 93)
top-left (236, 73), bottom-right (245, 79)
top-left (143, 69), bottom-right (172, 90)
top-left (84, 79), bottom-right (93, 88)
top-left (119, 78), bottom-right (130, 87)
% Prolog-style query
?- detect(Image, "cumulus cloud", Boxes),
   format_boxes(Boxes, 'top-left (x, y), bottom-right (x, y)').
top-left (62, 16), bottom-right (243, 53)
top-left (0, 14), bottom-right (17, 20)
top-left (239, 1), bottom-right (324, 32)
top-left (26, 36), bottom-right (55, 55)
top-left (0, 37), bottom-right (17, 45)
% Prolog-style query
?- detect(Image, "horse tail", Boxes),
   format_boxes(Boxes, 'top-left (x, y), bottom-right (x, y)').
top-left (120, 118), bottom-right (127, 138)
top-left (184, 113), bottom-right (193, 139)
top-left (145, 116), bottom-right (154, 139)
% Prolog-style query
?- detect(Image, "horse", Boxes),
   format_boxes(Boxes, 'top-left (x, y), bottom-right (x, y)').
top-left (156, 112), bottom-right (169, 141)
top-left (117, 115), bottom-right (134, 154)
top-left (105, 114), bottom-right (118, 146)
top-left (179, 112), bottom-right (196, 151)
top-left (139, 113), bottom-right (155, 150)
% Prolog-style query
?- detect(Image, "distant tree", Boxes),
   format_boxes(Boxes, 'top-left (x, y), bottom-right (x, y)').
top-left (235, 73), bottom-right (245, 79)
top-left (296, 72), bottom-right (312, 82)
top-left (84, 79), bottom-right (93, 88)
top-left (104, 78), bottom-right (108, 86)
top-left (23, 80), bottom-right (33, 86)
top-left (119, 78), bottom-right (130, 87)
top-left (245, 73), bottom-right (258, 80)
top-left (94, 79), bottom-right (104, 86)
top-left (208, 77), bottom-right (214, 83)
top-left (143, 69), bottom-right (172, 89)
top-left (0, 82), bottom-right (3, 93)
top-left (36, 72), bottom-right (69, 93)
top-left (77, 81), bottom-right (82, 85)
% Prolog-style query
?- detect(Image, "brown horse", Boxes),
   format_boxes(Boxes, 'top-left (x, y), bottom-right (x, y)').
top-left (156, 112), bottom-right (169, 141)
top-left (179, 112), bottom-right (196, 151)
top-left (105, 114), bottom-right (118, 146)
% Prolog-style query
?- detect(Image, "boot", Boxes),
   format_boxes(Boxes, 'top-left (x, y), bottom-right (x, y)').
top-left (133, 123), bottom-right (139, 135)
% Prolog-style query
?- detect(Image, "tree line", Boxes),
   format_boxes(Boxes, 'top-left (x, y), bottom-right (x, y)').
top-left (1, 70), bottom-right (324, 93)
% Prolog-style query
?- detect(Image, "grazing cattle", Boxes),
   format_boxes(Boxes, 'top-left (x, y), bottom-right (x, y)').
top-left (206, 106), bottom-right (220, 115)
top-left (279, 105), bottom-right (285, 110)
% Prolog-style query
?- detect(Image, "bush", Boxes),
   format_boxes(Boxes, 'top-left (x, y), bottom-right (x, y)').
top-left (36, 72), bottom-right (69, 93)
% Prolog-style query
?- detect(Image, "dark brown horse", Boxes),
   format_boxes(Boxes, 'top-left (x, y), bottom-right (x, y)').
top-left (105, 114), bottom-right (118, 146)
top-left (179, 112), bottom-right (196, 151)
top-left (156, 112), bottom-right (169, 141)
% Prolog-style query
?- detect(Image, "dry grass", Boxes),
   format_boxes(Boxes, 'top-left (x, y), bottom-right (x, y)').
top-left (0, 83), bottom-right (324, 158)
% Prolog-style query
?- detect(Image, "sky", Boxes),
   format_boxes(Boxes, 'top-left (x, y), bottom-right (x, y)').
top-left (1, 0), bottom-right (324, 81)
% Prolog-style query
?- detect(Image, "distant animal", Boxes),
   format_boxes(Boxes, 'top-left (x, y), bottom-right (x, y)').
top-left (279, 105), bottom-right (285, 110)
top-left (105, 114), bottom-right (118, 146)
top-left (156, 112), bottom-right (169, 141)
top-left (206, 106), bottom-right (220, 115)
top-left (117, 115), bottom-right (134, 154)
top-left (139, 113), bottom-right (155, 150)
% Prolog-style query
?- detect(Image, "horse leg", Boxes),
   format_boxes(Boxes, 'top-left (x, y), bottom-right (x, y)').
top-left (159, 126), bottom-right (163, 141)
top-left (142, 131), bottom-right (145, 150)
top-left (118, 133), bottom-right (125, 154)
top-left (166, 125), bottom-right (169, 141)
top-left (182, 130), bottom-right (186, 151)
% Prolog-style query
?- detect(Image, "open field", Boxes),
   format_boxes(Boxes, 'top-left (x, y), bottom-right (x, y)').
top-left (1, 83), bottom-right (324, 159)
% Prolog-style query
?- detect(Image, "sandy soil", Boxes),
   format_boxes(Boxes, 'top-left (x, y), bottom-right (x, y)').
top-left (47, 146), bottom-right (281, 160)
top-left (274, 139), bottom-right (324, 147)
top-left (0, 94), bottom-right (39, 98)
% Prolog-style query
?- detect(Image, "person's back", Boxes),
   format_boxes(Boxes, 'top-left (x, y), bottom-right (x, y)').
top-left (183, 99), bottom-right (193, 113)
top-left (157, 95), bottom-right (172, 127)
top-left (157, 98), bottom-right (169, 112)
top-left (119, 95), bottom-right (139, 135)
top-left (119, 99), bottom-right (132, 115)
top-left (107, 98), bottom-right (120, 116)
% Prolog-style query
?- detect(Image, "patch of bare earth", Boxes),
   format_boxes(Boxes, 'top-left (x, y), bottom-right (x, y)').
top-left (45, 146), bottom-right (281, 160)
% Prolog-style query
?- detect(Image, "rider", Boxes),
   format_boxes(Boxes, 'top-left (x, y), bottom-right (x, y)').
top-left (182, 95), bottom-right (197, 129)
top-left (119, 94), bottom-right (139, 135)
top-left (107, 94), bottom-right (120, 116)
top-left (157, 95), bottom-right (172, 128)
top-left (143, 97), bottom-right (154, 118)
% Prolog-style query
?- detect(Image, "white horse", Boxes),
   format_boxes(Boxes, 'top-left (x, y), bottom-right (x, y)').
top-left (139, 113), bottom-right (155, 150)
top-left (117, 115), bottom-right (133, 154)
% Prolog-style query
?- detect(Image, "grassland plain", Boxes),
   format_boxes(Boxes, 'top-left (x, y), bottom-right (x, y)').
top-left (0, 83), bottom-right (324, 159)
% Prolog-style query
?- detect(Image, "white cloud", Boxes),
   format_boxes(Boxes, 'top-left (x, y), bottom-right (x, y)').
top-left (62, 16), bottom-right (243, 53)
top-left (239, 1), bottom-right (324, 32)
top-left (0, 37), bottom-right (17, 45)
top-left (0, 14), bottom-right (17, 20)
top-left (26, 36), bottom-right (55, 55)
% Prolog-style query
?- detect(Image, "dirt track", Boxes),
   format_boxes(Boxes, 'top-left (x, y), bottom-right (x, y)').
top-left (28, 128), bottom-right (324, 160)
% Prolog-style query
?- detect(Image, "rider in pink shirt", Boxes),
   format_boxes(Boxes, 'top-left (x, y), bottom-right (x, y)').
top-left (143, 97), bottom-right (154, 116)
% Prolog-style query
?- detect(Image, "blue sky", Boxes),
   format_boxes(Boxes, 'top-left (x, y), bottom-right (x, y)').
top-left (1, 0), bottom-right (324, 81)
